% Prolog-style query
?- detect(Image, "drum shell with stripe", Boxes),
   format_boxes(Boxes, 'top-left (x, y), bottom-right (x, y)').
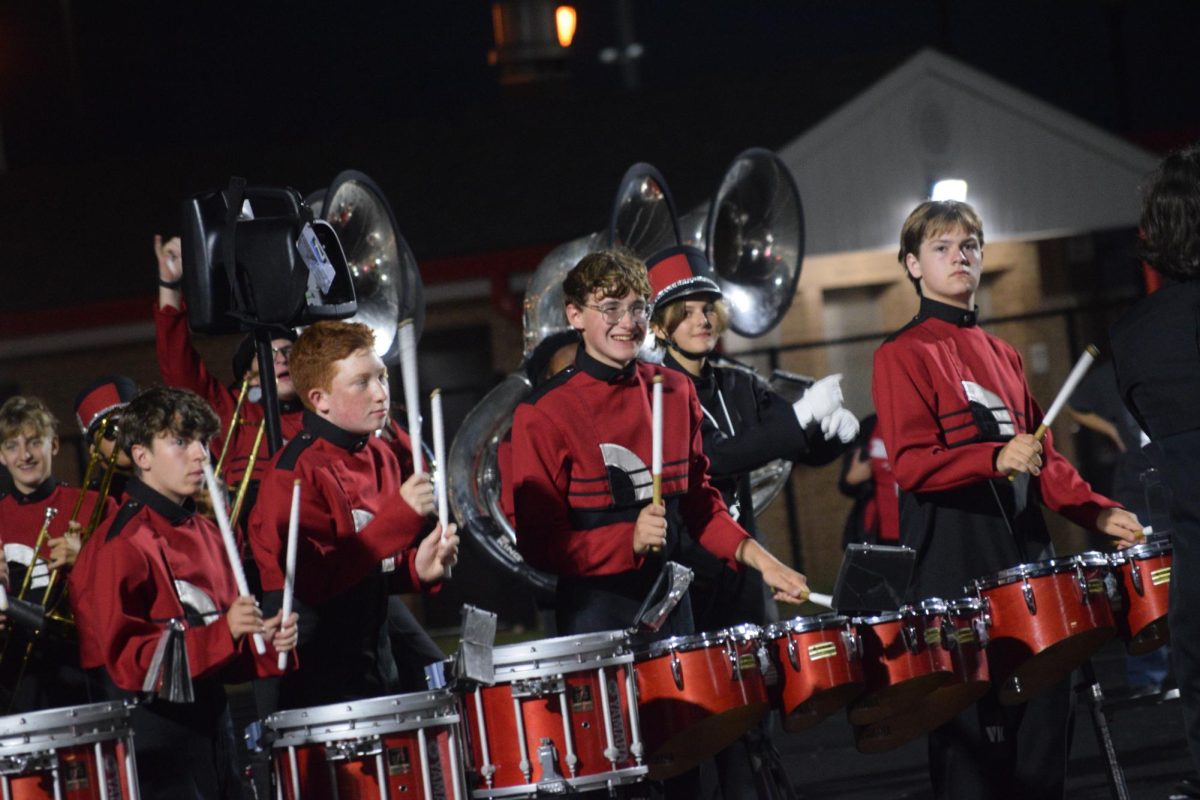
top-left (764, 614), bottom-right (864, 732)
top-left (848, 608), bottom-right (952, 728)
top-left (1109, 537), bottom-right (1172, 655)
top-left (631, 624), bottom-right (769, 780)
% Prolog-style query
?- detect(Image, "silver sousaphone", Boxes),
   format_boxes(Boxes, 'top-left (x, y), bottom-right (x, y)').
top-left (449, 164), bottom-right (682, 596)
top-left (680, 148), bottom-right (806, 513)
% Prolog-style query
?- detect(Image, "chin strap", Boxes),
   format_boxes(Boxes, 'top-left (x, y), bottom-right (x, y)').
top-left (661, 335), bottom-right (710, 362)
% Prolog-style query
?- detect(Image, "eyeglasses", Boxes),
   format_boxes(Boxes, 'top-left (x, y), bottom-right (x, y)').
top-left (585, 302), bottom-right (649, 325)
top-left (272, 345), bottom-right (293, 360)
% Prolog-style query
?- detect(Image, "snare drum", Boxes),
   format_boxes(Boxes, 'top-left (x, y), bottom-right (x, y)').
top-left (462, 631), bottom-right (645, 797)
top-left (0, 701), bottom-right (139, 800)
top-left (972, 553), bottom-right (1115, 705)
top-left (853, 598), bottom-right (991, 754)
top-left (631, 624), bottom-right (769, 780)
top-left (1109, 537), bottom-right (1172, 654)
top-left (267, 690), bottom-right (466, 800)
top-left (764, 614), bottom-right (863, 732)
top-left (848, 606), bottom-right (952, 728)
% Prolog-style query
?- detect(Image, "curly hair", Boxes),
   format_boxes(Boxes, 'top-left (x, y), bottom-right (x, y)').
top-left (118, 386), bottom-right (219, 458)
top-left (290, 320), bottom-right (378, 408)
top-left (0, 396), bottom-right (59, 443)
top-left (563, 250), bottom-right (652, 309)
top-left (898, 200), bottom-right (986, 295)
top-left (1140, 144), bottom-right (1200, 282)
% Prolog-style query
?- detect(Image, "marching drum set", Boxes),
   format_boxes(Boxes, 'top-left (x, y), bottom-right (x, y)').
top-left (0, 534), bottom-right (1171, 798)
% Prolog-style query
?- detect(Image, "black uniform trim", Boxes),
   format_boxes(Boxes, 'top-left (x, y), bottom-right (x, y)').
top-left (276, 431), bottom-right (317, 471)
top-left (105, 500), bottom-right (145, 542)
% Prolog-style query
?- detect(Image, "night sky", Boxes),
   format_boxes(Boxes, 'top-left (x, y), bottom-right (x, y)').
top-left (1, 1), bottom-right (1198, 313)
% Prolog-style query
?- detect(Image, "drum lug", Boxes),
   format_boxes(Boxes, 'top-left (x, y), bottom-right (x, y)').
top-left (940, 618), bottom-right (957, 651)
top-left (671, 651), bottom-right (684, 690)
top-left (0, 752), bottom-right (58, 775)
top-left (843, 627), bottom-right (862, 660)
top-left (974, 615), bottom-right (990, 649)
top-left (725, 637), bottom-right (742, 681)
top-left (1131, 561), bottom-right (1145, 596)
top-left (1075, 564), bottom-right (1089, 604)
top-left (901, 617), bottom-right (919, 655)
top-left (787, 634), bottom-right (801, 671)
top-left (1023, 577), bottom-right (1037, 615)
top-left (535, 738), bottom-right (568, 794)
top-left (324, 736), bottom-right (382, 762)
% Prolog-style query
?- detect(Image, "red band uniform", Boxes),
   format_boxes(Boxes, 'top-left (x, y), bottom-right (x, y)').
top-left (248, 410), bottom-right (432, 709)
top-left (74, 476), bottom-right (288, 799)
top-left (873, 296), bottom-right (1118, 798)
top-left (0, 476), bottom-right (114, 710)
top-left (510, 347), bottom-right (748, 635)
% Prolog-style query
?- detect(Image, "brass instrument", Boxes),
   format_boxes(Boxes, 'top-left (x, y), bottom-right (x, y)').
top-left (228, 419), bottom-right (267, 525)
top-left (213, 375), bottom-right (253, 477)
top-left (67, 412), bottom-right (116, 524)
top-left (14, 508), bottom-right (58, 602)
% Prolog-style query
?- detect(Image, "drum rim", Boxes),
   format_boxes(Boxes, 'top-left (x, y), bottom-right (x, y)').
top-left (0, 700), bottom-right (133, 749)
top-left (719, 623), bottom-right (763, 643)
top-left (632, 629), bottom-right (729, 658)
top-left (765, 613), bottom-right (850, 638)
top-left (491, 630), bottom-right (628, 667)
top-left (850, 608), bottom-right (908, 626)
top-left (1110, 538), bottom-right (1172, 563)
top-left (265, 689), bottom-right (459, 740)
top-left (972, 552), bottom-right (1110, 590)
top-left (946, 596), bottom-right (985, 614)
top-left (913, 597), bottom-right (948, 614)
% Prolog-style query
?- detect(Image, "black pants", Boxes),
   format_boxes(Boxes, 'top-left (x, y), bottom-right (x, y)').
top-left (928, 676), bottom-right (1073, 800)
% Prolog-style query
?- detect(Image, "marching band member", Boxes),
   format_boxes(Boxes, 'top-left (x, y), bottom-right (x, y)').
top-left (872, 200), bottom-right (1142, 799)
top-left (509, 250), bottom-right (810, 637)
top-left (72, 386), bottom-right (297, 799)
top-left (247, 320), bottom-right (457, 709)
top-left (1109, 143), bottom-right (1200, 800)
top-left (73, 374), bottom-right (138, 503)
top-left (0, 395), bottom-right (114, 710)
top-left (153, 234), bottom-right (303, 510)
top-left (647, 245), bottom-right (857, 631)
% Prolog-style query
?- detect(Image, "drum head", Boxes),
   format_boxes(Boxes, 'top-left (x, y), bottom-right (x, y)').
top-left (766, 613), bottom-right (851, 639)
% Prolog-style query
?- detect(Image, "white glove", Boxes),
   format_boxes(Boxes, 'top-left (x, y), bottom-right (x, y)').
top-left (793, 374), bottom-right (844, 427)
top-left (820, 407), bottom-right (860, 443)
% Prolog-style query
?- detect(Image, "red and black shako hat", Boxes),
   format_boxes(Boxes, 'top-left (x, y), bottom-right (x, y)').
top-left (74, 375), bottom-right (138, 439)
top-left (647, 245), bottom-right (723, 313)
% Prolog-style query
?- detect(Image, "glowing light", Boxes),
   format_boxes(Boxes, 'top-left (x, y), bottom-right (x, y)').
top-left (555, 6), bottom-right (577, 48)
top-left (931, 179), bottom-right (968, 202)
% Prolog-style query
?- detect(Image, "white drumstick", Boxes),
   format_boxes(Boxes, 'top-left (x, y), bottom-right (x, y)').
top-left (431, 389), bottom-right (452, 580)
top-left (1037, 344), bottom-right (1100, 437)
top-left (202, 461), bottom-right (266, 654)
top-left (651, 376), bottom-right (663, 503)
top-left (398, 319), bottom-right (423, 475)
top-left (807, 591), bottom-right (834, 609)
top-left (277, 479), bottom-right (301, 670)
top-left (0, 584), bottom-right (8, 612)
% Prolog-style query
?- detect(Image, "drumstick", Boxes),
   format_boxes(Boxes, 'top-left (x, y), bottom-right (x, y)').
top-left (398, 319), bottom-right (423, 475)
top-left (277, 479), bottom-right (301, 670)
top-left (202, 461), bottom-right (267, 655)
top-left (1009, 344), bottom-right (1099, 482)
top-left (0, 584), bottom-right (8, 613)
top-left (650, 375), bottom-right (663, 554)
top-left (807, 591), bottom-right (834, 609)
top-left (431, 389), bottom-right (452, 580)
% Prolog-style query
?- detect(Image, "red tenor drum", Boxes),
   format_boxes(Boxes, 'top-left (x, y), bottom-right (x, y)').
top-left (631, 624), bottom-right (769, 780)
top-left (848, 607), bottom-right (952, 730)
top-left (267, 690), bottom-right (467, 800)
top-left (1109, 536), bottom-right (1172, 654)
top-left (763, 614), bottom-right (863, 732)
top-left (463, 631), bottom-right (646, 797)
top-left (854, 598), bottom-right (992, 754)
top-left (0, 701), bottom-right (139, 800)
top-left (972, 553), bottom-right (1115, 705)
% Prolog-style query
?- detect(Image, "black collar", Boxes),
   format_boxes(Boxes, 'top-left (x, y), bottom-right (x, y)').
top-left (303, 410), bottom-right (370, 452)
top-left (918, 296), bottom-right (978, 327)
top-left (12, 476), bottom-right (59, 504)
top-left (127, 476), bottom-right (196, 525)
top-left (280, 397), bottom-right (304, 414)
top-left (664, 351), bottom-right (713, 389)
top-left (575, 347), bottom-right (638, 384)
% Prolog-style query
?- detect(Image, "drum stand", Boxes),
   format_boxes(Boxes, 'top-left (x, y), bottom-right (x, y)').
top-left (1079, 659), bottom-right (1132, 800)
